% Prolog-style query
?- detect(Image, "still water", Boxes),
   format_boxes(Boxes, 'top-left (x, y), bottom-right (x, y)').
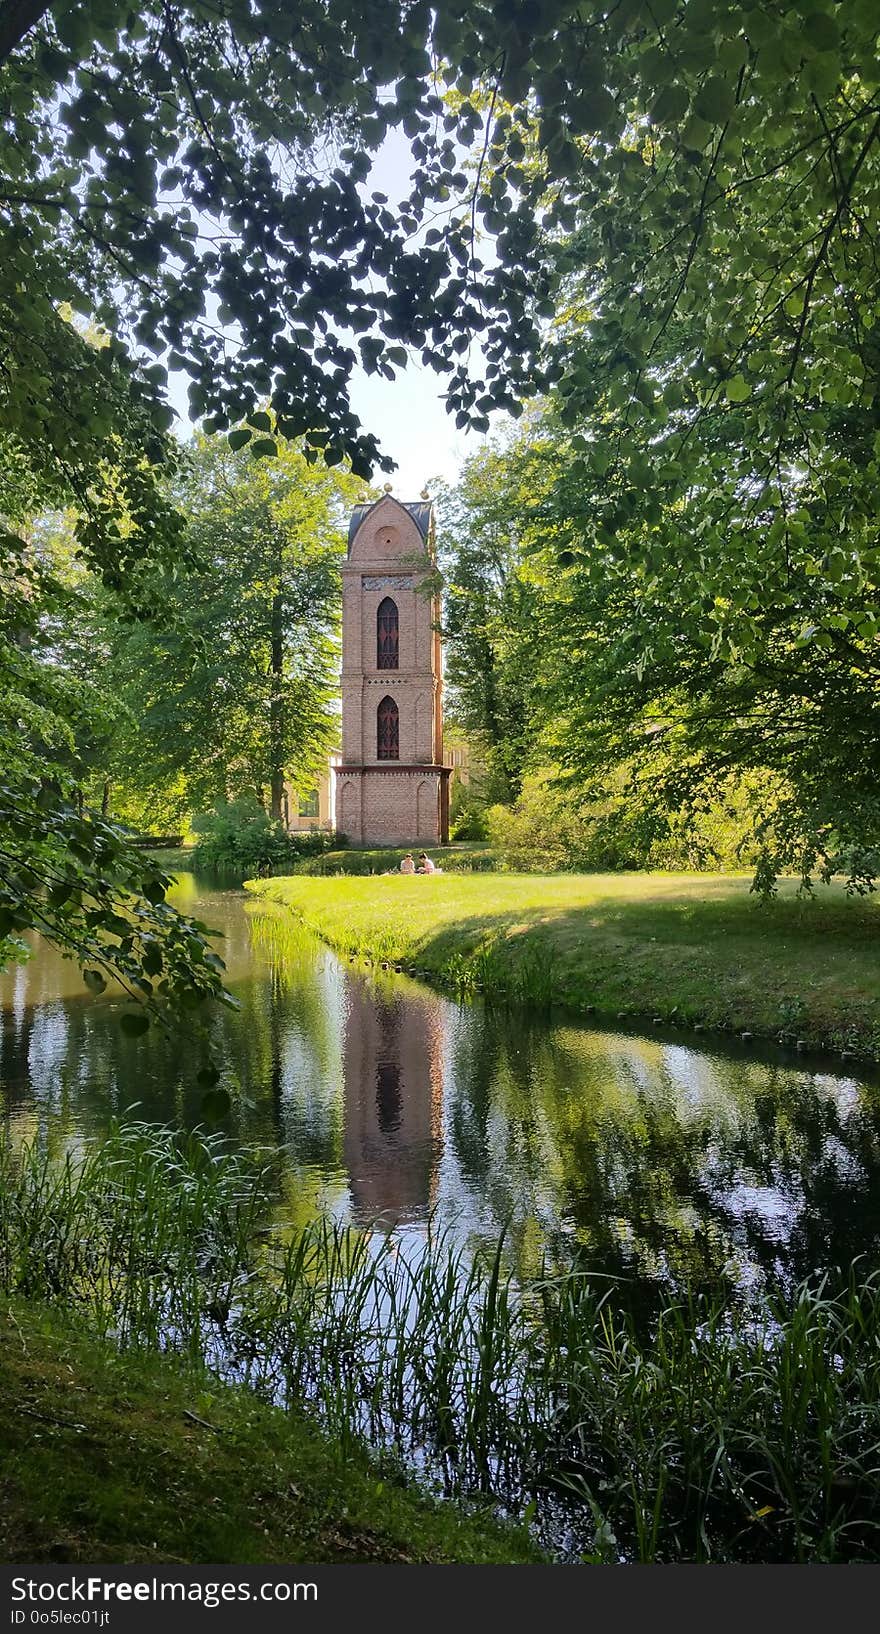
top-left (2, 875), bottom-right (880, 1295)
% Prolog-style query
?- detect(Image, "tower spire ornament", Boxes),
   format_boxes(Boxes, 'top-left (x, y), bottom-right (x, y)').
top-left (335, 494), bottom-right (449, 846)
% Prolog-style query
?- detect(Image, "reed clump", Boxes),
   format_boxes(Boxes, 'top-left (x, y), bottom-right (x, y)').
top-left (3, 1125), bottom-right (880, 1563)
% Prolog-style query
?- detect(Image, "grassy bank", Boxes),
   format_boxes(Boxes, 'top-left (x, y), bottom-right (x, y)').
top-left (0, 1301), bottom-right (538, 1565)
top-left (249, 870), bottom-right (880, 1060)
top-left (6, 1128), bottom-right (880, 1561)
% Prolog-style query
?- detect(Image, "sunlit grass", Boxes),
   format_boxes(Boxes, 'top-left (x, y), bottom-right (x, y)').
top-left (249, 872), bottom-right (880, 1059)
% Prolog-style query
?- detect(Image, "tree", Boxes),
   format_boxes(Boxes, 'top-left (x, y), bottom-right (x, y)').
top-left (76, 435), bottom-right (362, 826)
top-left (5, 2), bottom-right (880, 509)
top-left (5, 0), bottom-right (880, 991)
top-left (0, 499), bottom-right (230, 1014)
top-left (1, 0), bottom-right (553, 490)
top-left (530, 3), bottom-right (880, 878)
top-left (436, 433), bottom-right (557, 802)
top-left (435, 0), bottom-right (880, 880)
top-left (1, 0), bottom-right (554, 1000)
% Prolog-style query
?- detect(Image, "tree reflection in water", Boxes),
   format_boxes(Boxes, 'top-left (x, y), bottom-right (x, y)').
top-left (2, 877), bottom-right (880, 1302)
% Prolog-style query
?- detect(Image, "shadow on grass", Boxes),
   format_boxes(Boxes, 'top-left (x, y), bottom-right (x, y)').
top-left (390, 890), bottom-right (880, 1060)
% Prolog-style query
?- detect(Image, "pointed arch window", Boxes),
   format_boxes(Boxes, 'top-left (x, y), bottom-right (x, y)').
top-left (377, 597), bottom-right (399, 669)
top-left (377, 695), bottom-right (399, 760)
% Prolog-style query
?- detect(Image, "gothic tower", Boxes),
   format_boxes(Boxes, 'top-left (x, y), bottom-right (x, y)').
top-left (336, 492), bottom-right (449, 846)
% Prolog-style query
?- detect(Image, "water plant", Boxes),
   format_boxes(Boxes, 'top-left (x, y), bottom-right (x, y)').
top-left (4, 1125), bottom-right (880, 1563)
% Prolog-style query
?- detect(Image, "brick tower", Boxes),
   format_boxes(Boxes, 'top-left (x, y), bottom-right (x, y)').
top-left (336, 491), bottom-right (449, 847)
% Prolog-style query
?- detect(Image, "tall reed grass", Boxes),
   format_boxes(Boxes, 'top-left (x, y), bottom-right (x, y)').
top-left (3, 1125), bottom-right (880, 1563)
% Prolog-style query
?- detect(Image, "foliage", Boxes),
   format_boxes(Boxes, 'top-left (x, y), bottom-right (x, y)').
top-left (529, 0), bottom-right (880, 886)
top-left (9, 1126), bottom-right (880, 1561)
top-left (7, 0), bottom-right (878, 485)
top-left (0, 0), bottom-right (553, 1012)
top-left (0, 511), bottom-right (230, 1015)
top-left (0, 430), bottom-right (349, 1009)
top-left (70, 434), bottom-right (360, 825)
top-left (448, 795), bottom-right (490, 843)
top-left (190, 797), bottom-right (336, 878)
top-left (536, 403), bottom-right (880, 887)
top-left (437, 443), bottom-right (554, 802)
top-left (442, 389), bottom-right (880, 886)
top-left (487, 770), bottom-right (766, 874)
top-left (0, 0), bottom-right (556, 486)
top-left (6, 0), bottom-right (880, 990)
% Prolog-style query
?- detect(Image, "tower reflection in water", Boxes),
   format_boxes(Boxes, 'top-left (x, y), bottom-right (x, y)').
top-left (342, 976), bottom-right (444, 1224)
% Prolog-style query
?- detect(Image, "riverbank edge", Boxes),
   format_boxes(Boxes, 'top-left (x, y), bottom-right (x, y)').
top-left (247, 874), bottom-right (880, 1064)
top-left (0, 1301), bottom-right (541, 1565)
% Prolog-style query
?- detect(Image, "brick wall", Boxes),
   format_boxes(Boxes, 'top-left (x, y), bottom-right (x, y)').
top-left (338, 494), bottom-right (447, 844)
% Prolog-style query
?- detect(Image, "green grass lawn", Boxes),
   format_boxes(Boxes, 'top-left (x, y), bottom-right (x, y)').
top-left (249, 870), bottom-right (880, 1060)
top-left (0, 1302), bottom-right (539, 1565)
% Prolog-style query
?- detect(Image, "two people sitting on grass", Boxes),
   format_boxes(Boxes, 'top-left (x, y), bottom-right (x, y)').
top-left (398, 852), bottom-right (440, 875)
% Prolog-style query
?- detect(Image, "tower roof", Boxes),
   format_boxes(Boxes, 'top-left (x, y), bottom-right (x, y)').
top-left (347, 495), bottom-right (434, 551)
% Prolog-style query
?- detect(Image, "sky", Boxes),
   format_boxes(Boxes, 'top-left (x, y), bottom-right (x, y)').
top-left (342, 124), bottom-right (507, 497)
top-left (166, 124), bottom-right (501, 502)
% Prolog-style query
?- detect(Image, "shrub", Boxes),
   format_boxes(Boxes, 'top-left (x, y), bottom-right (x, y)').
top-left (487, 770), bottom-right (766, 874)
top-left (190, 797), bottom-right (337, 877)
top-left (449, 798), bottom-right (490, 842)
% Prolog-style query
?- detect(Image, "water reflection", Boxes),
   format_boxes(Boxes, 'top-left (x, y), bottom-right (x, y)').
top-left (2, 876), bottom-right (880, 1297)
top-left (343, 983), bottom-right (443, 1223)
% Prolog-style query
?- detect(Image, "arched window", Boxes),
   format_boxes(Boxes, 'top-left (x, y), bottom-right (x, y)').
top-left (377, 597), bottom-right (399, 669)
top-left (377, 695), bottom-right (399, 760)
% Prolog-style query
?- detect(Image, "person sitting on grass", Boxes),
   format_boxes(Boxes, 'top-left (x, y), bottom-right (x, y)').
top-left (417, 852), bottom-right (438, 874)
top-left (399, 853), bottom-right (415, 874)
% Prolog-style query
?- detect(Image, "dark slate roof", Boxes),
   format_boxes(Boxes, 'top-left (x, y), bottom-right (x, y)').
top-left (347, 496), bottom-right (434, 550)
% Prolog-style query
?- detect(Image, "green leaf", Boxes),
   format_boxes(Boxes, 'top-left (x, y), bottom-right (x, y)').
top-left (726, 374), bottom-right (750, 402)
top-left (650, 85), bottom-right (690, 125)
top-left (120, 1011), bottom-right (150, 1036)
top-left (83, 969), bottom-right (107, 994)
top-left (694, 79), bottom-right (736, 124)
top-left (802, 12), bottom-right (840, 52)
top-left (681, 116), bottom-right (713, 153)
top-left (227, 428), bottom-right (252, 451)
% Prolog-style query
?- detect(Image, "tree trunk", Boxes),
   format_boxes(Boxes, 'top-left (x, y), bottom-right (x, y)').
top-left (101, 779), bottom-right (111, 817)
top-left (269, 588), bottom-right (285, 824)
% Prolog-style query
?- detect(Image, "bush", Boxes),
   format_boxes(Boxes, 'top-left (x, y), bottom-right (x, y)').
top-left (449, 798), bottom-right (490, 842)
top-left (190, 798), bottom-right (338, 877)
top-left (487, 770), bottom-right (765, 874)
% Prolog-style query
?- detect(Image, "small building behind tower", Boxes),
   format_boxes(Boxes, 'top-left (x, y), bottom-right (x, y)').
top-left (335, 492), bottom-right (449, 847)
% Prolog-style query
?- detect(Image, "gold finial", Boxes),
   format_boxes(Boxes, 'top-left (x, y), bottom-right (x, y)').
top-left (383, 482), bottom-right (393, 493)
top-left (420, 486), bottom-right (429, 499)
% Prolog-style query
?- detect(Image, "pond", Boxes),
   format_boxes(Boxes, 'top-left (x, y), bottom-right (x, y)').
top-left (3, 874), bottom-right (880, 1300)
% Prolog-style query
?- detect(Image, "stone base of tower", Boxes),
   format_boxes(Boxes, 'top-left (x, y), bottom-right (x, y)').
top-left (335, 766), bottom-right (450, 848)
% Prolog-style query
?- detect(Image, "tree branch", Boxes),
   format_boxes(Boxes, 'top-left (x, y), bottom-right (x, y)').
top-left (0, 0), bottom-right (52, 68)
